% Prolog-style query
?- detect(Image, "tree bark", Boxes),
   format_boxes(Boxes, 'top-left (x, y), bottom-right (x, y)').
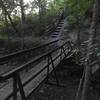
top-left (20, 0), bottom-right (26, 49)
top-left (20, 0), bottom-right (25, 24)
top-left (81, 0), bottom-right (99, 100)
top-left (0, 0), bottom-right (18, 33)
top-left (76, 0), bottom-right (81, 50)
top-left (4, 11), bottom-right (10, 50)
top-left (38, 0), bottom-right (46, 34)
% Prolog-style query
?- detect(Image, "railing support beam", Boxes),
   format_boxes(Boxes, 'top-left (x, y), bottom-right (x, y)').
top-left (13, 73), bottom-right (26, 100)
top-left (49, 54), bottom-right (59, 86)
top-left (17, 74), bottom-right (26, 100)
top-left (13, 74), bottom-right (18, 100)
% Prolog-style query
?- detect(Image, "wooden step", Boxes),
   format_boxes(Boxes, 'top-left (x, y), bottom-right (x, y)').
top-left (52, 34), bottom-right (58, 36)
top-left (56, 27), bottom-right (61, 30)
top-left (57, 26), bottom-right (62, 28)
top-left (52, 33), bottom-right (58, 35)
top-left (51, 35), bottom-right (57, 38)
top-left (58, 23), bottom-right (63, 25)
top-left (54, 30), bottom-right (60, 32)
top-left (58, 24), bottom-right (63, 27)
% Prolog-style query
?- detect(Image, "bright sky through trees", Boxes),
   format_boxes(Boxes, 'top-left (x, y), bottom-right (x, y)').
top-left (24, 0), bottom-right (30, 3)
top-left (24, 0), bottom-right (54, 4)
top-left (23, 0), bottom-right (54, 14)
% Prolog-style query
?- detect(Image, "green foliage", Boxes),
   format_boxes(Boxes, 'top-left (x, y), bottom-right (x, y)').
top-left (66, 0), bottom-right (92, 24)
top-left (67, 15), bottom-right (77, 24)
top-left (0, 0), bottom-right (93, 37)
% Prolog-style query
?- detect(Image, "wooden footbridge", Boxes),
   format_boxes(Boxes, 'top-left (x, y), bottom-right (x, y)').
top-left (0, 9), bottom-right (100, 100)
top-left (0, 39), bottom-right (74, 100)
top-left (0, 38), bottom-right (100, 100)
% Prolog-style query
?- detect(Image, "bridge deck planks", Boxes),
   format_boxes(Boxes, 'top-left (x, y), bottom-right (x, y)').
top-left (28, 59), bottom-right (83, 100)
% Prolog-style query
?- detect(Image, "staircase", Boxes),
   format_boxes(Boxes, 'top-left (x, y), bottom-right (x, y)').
top-left (44, 9), bottom-right (66, 40)
top-left (51, 19), bottom-right (65, 38)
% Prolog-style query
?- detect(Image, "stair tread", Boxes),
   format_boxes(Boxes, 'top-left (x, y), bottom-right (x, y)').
top-left (55, 30), bottom-right (60, 32)
top-left (52, 33), bottom-right (58, 35)
top-left (52, 34), bottom-right (58, 35)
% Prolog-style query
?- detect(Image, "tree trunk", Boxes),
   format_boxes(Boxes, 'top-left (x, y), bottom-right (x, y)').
top-left (0, 0), bottom-right (18, 33)
top-left (81, 0), bottom-right (99, 100)
top-left (76, 0), bottom-right (81, 50)
top-left (20, 0), bottom-right (26, 49)
top-left (20, 0), bottom-right (25, 24)
top-left (76, 16), bottom-right (81, 50)
top-left (38, 0), bottom-right (46, 34)
top-left (4, 12), bottom-right (10, 50)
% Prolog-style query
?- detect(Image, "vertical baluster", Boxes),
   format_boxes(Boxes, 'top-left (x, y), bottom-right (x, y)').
top-left (13, 74), bottom-right (17, 100)
top-left (60, 47), bottom-right (63, 62)
top-left (17, 73), bottom-right (26, 100)
top-left (46, 55), bottom-right (50, 83)
top-left (62, 46), bottom-right (67, 57)
top-left (49, 54), bottom-right (59, 86)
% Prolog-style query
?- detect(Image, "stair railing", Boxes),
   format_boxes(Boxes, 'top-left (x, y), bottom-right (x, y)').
top-left (45, 9), bottom-right (64, 35)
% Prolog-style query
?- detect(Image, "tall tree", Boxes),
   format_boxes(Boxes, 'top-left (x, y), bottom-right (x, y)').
top-left (19, 0), bottom-right (26, 49)
top-left (0, 0), bottom-right (18, 33)
top-left (81, 0), bottom-right (99, 100)
top-left (20, 0), bottom-right (26, 24)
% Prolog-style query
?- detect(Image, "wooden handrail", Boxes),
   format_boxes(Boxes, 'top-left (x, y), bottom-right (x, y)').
top-left (1, 41), bottom-right (69, 79)
top-left (0, 39), bottom-right (59, 62)
top-left (0, 40), bottom-right (72, 100)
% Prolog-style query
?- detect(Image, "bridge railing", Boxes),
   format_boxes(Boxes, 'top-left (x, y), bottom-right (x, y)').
top-left (0, 39), bottom-right (59, 62)
top-left (0, 40), bottom-right (73, 100)
top-left (45, 9), bottom-right (64, 35)
top-left (0, 39), bottom-right (60, 75)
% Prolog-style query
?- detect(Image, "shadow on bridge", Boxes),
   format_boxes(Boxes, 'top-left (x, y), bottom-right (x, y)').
top-left (0, 39), bottom-right (100, 100)
top-left (29, 58), bottom-right (100, 100)
top-left (28, 58), bottom-right (83, 100)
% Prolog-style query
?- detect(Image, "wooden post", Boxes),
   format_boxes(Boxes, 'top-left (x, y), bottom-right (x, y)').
top-left (49, 55), bottom-right (59, 86)
top-left (13, 73), bottom-right (26, 100)
top-left (46, 55), bottom-right (50, 83)
top-left (17, 74), bottom-right (26, 100)
top-left (60, 48), bottom-right (63, 62)
top-left (62, 46), bottom-right (67, 58)
top-left (13, 75), bottom-right (18, 100)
